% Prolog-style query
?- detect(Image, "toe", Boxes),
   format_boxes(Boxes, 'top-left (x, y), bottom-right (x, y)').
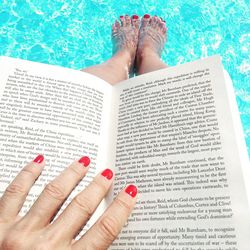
top-left (160, 17), bottom-right (165, 22)
top-left (162, 25), bottom-right (167, 34)
top-left (160, 20), bottom-right (167, 34)
top-left (115, 20), bottom-right (121, 29)
top-left (156, 17), bottom-right (163, 31)
top-left (150, 16), bottom-right (158, 28)
top-left (125, 14), bottom-right (131, 27)
top-left (112, 20), bottom-right (120, 35)
top-left (141, 14), bottom-right (151, 28)
top-left (132, 14), bottom-right (140, 29)
top-left (120, 15), bottom-right (126, 26)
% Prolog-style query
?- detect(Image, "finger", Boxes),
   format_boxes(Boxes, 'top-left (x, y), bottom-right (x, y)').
top-left (47, 168), bottom-right (114, 242)
top-left (18, 156), bottom-right (90, 230)
top-left (0, 155), bottom-right (45, 221)
top-left (73, 185), bottom-right (137, 250)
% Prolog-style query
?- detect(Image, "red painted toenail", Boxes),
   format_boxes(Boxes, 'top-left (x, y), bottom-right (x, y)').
top-left (144, 14), bottom-right (150, 19)
top-left (132, 15), bottom-right (139, 19)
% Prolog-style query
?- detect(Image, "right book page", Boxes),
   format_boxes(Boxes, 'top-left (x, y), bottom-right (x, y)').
top-left (110, 55), bottom-right (250, 249)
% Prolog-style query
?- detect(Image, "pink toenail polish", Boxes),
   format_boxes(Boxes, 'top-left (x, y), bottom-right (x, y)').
top-left (144, 14), bottom-right (150, 19)
top-left (132, 15), bottom-right (139, 19)
top-left (101, 168), bottom-right (113, 180)
top-left (33, 155), bottom-right (44, 164)
top-left (125, 185), bottom-right (138, 198)
top-left (78, 156), bottom-right (91, 167)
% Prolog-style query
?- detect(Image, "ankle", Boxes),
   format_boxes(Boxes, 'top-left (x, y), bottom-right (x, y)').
top-left (136, 47), bottom-right (159, 68)
top-left (111, 50), bottom-right (134, 71)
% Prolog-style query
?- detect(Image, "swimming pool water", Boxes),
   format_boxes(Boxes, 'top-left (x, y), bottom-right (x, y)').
top-left (1, 0), bottom-right (250, 157)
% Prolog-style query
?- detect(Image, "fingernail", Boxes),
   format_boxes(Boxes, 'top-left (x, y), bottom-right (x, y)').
top-left (144, 14), bottom-right (150, 19)
top-left (132, 14), bottom-right (139, 19)
top-left (125, 185), bottom-right (137, 198)
top-left (120, 15), bottom-right (124, 19)
top-left (101, 168), bottom-right (113, 180)
top-left (78, 156), bottom-right (90, 167)
top-left (33, 155), bottom-right (44, 164)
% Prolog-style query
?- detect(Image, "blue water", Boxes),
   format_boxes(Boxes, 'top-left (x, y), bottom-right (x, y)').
top-left (1, 0), bottom-right (250, 157)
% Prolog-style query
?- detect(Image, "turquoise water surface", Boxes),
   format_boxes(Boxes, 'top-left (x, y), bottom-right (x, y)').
top-left (0, 0), bottom-right (250, 157)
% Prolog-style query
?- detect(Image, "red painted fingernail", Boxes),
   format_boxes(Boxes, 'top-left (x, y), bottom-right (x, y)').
top-left (125, 185), bottom-right (137, 198)
top-left (120, 15), bottom-right (124, 19)
top-left (101, 168), bottom-right (113, 180)
top-left (78, 156), bottom-right (90, 167)
top-left (33, 155), bottom-right (44, 164)
top-left (144, 14), bottom-right (150, 19)
top-left (132, 15), bottom-right (139, 19)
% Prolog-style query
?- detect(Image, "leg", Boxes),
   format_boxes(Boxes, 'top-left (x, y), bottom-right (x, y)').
top-left (136, 48), bottom-right (167, 75)
top-left (136, 15), bottom-right (168, 75)
top-left (81, 15), bottom-right (140, 85)
top-left (82, 50), bottom-right (131, 85)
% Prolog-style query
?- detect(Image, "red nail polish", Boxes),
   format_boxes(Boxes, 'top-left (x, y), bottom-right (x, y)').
top-left (120, 15), bottom-right (124, 19)
top-left (101, 168), bottom-right (113, 180)
top-left (78, 156), bottom-right (90, 167)
top-left (33, 155), bottom-right (44, 164)
top-left (132, 15), bottom-right (139, 20)
top-left (125, 185), bottom-right (137, 198)
top-left (144, 14), bottom-right (150, 19)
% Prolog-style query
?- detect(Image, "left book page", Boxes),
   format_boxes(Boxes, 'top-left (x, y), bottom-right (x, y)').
top-left (0, 57), bottom-right (113, 231)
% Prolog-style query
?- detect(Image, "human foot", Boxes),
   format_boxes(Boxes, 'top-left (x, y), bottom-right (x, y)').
top-left (137, 15), bottom-right (167, 62)
top-left (112, 15), bottom-right (140, 73)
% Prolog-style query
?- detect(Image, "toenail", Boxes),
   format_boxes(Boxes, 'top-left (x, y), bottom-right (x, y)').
top-left (144, 14), bottom-right (150, 19)
top-left (132, 14), bottom-right (139, 19)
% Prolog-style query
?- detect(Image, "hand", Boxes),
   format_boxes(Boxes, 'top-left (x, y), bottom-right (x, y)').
top-left (0, 155), bottom-right (137, 250)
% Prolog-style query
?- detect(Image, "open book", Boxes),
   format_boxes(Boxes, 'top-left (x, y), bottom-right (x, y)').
top-left (0, 55), bottom-right (250, 249)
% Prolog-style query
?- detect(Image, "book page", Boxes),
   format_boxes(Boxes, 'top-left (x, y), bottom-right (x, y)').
top-left (109, 56), bottom-right (250, 249)
top-left (0, 57), bottom-right (113, 233)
